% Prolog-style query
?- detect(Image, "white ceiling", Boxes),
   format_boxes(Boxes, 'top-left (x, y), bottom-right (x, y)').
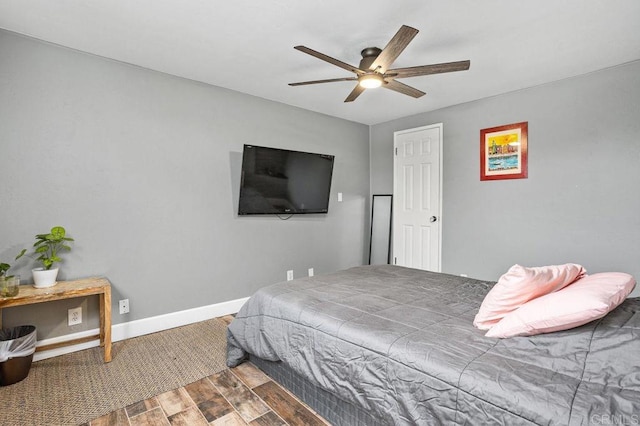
top-left (1, 0), bottom-right (639, 125)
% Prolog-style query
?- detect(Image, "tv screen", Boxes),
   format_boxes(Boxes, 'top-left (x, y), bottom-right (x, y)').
top-left (238, 145), bottom-right (335, 215)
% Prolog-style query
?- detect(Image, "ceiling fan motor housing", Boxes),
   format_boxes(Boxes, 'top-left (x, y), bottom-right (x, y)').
top-left (359, 47), bottom-right (382, 70)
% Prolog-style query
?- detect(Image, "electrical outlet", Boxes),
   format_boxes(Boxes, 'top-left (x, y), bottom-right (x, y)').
top-left (287, 270), bottom-right (294, 281)
top-left (308, 268), bottom-right (314, 277)
top-left (119, 299), bottom-right (130, 314)
top-left (68, 307), bottom-right (82, 326)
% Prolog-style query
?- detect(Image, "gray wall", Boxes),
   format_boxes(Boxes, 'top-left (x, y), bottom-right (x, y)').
top-left (371, 61), bottom-right (640, 297)
top-left (0, 30), bottom-right (370, 338)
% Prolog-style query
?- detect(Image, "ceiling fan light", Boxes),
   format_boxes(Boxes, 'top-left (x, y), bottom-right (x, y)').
top-left (359, 73), bottom-right (383, 89)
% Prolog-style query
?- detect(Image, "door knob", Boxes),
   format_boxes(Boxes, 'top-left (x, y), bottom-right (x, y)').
top-left (430, 216), bottom-right (437, 223)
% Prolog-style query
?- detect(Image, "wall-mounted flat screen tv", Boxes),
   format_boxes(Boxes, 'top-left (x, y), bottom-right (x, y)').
top-left (238, 144), bottom-right (335, 215)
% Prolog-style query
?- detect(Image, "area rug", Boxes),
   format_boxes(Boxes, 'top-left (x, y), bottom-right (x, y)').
top-left (0, 317), bottom-right (228, 425)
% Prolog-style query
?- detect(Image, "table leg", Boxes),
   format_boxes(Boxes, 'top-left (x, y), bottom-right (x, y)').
top-left (0, 307), bottom-right (3, 329)
top-left (100, 287), bottom-right (112, 362)
top-left (99, 293), bottom-right (105, 346)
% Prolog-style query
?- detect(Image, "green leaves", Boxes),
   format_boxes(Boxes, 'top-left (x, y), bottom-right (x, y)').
top-left (15, 249), bottom-right (26, 260)
top-left (0, 249), bottom-right (26, 277)
top-left (2, 228), bottom-right (72, 273)
top-left (50, 226), bottom-right (66, 240)
top-left (30, 226), bottom-right (74, 270)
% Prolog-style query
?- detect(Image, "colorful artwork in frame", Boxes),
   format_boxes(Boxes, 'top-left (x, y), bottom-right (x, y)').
top-left (480, 121), bottom-right (528, 181)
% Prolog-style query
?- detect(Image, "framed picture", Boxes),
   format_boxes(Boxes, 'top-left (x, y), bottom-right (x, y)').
top-left (480, 121), bottom-right (528, 181)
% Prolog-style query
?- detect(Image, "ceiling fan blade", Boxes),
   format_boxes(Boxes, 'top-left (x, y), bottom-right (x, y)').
top-left (369, 25), bottom-right (419, 73)
top-left (289, 77), bottom-right (358, 86)
top-left (344, 84), bottom-right (366, 102)
top-left (294, 46), bottom-right (364, 75)
top-left (387, 60), bottom-right (471, 78)
top-left (383, 79), bottom-right (426, 98)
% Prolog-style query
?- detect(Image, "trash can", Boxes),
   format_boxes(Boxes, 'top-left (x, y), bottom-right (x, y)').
top-left (0, 325), bottom-right (36, 386)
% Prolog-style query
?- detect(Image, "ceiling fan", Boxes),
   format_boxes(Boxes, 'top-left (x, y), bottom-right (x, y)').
top-left (289, 25), bottom-right (470, 102)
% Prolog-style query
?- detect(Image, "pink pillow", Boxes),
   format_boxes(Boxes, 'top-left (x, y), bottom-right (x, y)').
top-left (485, 272), bottom-right (636, 338)
top-left (474, 263), bottom-right (586, 330)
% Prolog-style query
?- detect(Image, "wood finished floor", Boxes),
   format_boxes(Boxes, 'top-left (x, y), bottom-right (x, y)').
top-left (86, 315), bottom-right (329, 426)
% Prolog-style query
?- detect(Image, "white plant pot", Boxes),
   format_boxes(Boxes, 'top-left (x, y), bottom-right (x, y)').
top-left (32, 267), bottom-right (59, 288)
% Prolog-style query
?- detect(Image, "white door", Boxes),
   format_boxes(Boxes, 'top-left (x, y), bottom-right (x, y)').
top-left (393, 124), bottom-right (442, 271)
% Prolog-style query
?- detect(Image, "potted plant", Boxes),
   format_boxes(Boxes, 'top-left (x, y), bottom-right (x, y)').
top-left (0, 249), bottom-right (26, 297)
top-left (29, 226), bottom-right (74, 288)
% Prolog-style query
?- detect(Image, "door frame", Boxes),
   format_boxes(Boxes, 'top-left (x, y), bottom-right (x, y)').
top-left (392, 123), bottom-right (444, 272)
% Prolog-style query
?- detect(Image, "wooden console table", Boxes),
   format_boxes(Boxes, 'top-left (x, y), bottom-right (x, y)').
top-left (0, 277), bottom-right (112, 362)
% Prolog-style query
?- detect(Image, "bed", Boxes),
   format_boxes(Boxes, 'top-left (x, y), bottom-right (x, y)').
top-left (226, 264), bottom-right (640, 425)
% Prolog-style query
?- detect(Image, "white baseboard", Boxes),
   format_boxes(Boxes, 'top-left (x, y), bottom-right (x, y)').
top-left (33, 296), bottom-right (249, 362)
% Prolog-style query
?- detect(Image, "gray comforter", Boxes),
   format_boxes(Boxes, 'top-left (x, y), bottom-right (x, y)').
top-left (227, 265), bottom-right (640, 425)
